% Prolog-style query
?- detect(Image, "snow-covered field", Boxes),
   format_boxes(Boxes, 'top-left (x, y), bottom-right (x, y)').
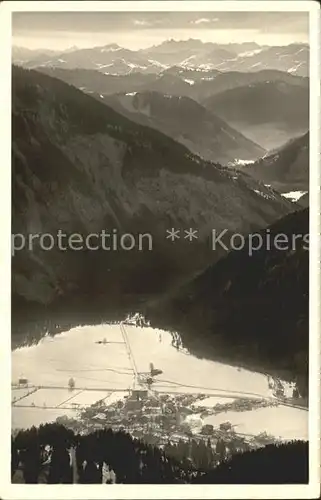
top-left (281, 190), bottom-right (308, 202)
top-left (230, 159), bottom-right (255, 167)
top-left (12, 324), bottom-right (308, 439)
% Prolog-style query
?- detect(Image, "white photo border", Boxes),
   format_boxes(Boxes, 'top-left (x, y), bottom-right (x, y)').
top-left (0, 1), bottom-right (319, 498)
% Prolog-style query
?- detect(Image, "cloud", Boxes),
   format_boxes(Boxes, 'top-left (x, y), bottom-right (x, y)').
top-left (192, 18), bottom-right (219, 25)
top-left (133, 20), bottom-right (151, 26)
top-left (193, 18), bottom-right (210, 25)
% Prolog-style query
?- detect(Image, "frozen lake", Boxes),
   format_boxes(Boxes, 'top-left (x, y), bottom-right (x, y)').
top-left (12, 323), bottom-right (308, 440)
top-left (203, 406), bottom-right (308, 441)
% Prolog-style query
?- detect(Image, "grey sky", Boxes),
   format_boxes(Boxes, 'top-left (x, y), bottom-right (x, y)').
top-left (12, 12), bottom-right (309, 50)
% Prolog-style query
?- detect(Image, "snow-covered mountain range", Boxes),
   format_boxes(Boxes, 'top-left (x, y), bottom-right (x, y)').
top-left (12, 39), bottom-right (309, 77)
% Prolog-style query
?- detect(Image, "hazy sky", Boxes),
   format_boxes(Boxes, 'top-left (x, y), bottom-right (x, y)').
top-left (12, 12), bottom-right (309, 51)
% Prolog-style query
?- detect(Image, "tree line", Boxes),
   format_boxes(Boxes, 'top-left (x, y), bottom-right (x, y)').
top-left (12, 423), bottom-right (308, 484)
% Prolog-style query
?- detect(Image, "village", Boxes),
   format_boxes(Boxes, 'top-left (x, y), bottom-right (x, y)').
top-left (53, 387), bottom-right (283, 467)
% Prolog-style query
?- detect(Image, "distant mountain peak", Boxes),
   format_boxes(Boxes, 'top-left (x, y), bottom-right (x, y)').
top-left (101, 43), bottom-right (122, 50)
top-left (63, 45), bottom-right (79, 53)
